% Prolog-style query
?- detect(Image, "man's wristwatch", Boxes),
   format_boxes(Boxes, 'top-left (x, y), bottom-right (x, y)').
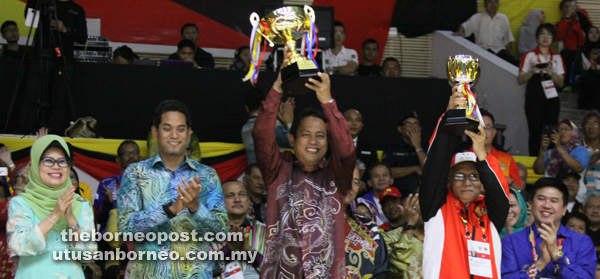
top-left (554, 251), bottom-right (564, 261)
top-left (402, 222), bottom-right (416, 231)
top-left (68, 223), bottom-right (81, 231)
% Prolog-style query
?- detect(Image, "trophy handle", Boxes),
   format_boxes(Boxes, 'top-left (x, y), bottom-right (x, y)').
top-left (304, 5), bottom-right (316, 23)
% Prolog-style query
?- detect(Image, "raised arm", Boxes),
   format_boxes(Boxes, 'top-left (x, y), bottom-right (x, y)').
top-left (307, 72), bottom-right (356, 194)
top-left (420, 85), bottom-right (462, 221)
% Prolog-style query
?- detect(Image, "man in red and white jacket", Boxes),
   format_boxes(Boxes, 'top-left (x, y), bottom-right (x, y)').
top-left (420, 85), bottom-right (509, 279)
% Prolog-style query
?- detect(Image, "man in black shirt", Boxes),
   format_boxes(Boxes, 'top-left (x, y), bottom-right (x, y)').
top-left (243, 163), bottom-right (266, 223)
top-left (356, 39), bottom-right (381, 76)
top-left (168, 23), bottom-right (215, 68)
top-left (18, 0), bottom-right (87, 134)
top-left (383, 112), bottom-right (426, 197)
top-left (344, 109), bottom-right (379, 171)
top-left (1, 21), bottom-right (23, 59)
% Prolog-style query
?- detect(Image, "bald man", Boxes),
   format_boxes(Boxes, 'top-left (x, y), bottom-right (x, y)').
top-left (344, 109), bottom-right (379, 171)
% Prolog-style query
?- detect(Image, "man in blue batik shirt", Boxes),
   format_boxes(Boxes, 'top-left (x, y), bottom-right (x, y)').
top-left (501, 177), bottom-right (596, 278)
top-left (118, 100), bottom-right (228, 279)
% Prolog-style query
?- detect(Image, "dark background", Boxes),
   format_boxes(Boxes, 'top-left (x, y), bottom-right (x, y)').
top-left (0, 61), bottom-right (451, 150)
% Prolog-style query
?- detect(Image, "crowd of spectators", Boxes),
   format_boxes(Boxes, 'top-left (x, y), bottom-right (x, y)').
top-left (1, 0), bottom-right (600, 278)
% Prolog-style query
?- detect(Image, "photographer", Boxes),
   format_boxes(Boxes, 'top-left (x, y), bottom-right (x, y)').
top-left (518, 23), bottom-right (565, 156)
top-left (19, 0), bottom-right (87, 134)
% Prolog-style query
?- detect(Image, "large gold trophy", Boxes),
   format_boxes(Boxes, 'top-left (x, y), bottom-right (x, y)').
top-left (244, 6), bottom-right (320, 96)
top-left (443, 55), bottom-right (483, 135)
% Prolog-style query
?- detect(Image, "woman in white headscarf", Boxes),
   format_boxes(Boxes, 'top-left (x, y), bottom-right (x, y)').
top-left (518, 9), bottom-right (545, 56)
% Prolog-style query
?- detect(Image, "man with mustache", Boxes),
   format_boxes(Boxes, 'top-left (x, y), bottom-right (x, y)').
top-left (253, 47), bottom-right (356, 278)
top-left (216, 180), bottom-right (265, 278)
top-left (420, 84), bottom-right (509, 279)
top-left (378, 187), bottom-right (405, 232)
top-left (243, 163), bottom-right (266, 223)
top-left (502, 178), bottom-right (596, 278)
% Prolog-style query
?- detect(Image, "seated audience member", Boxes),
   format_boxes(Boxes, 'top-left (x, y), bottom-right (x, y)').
top-left (518, 9), bottom-right (546, 56)
top-left (383, 112), bottom-right (426, 197)
top-left (557, 0), bottom-right (586, 86)
top-left (112, 45), bottom-right (136, 64)
top-left (584, 192), bottom-right (600, 251)
top-left (583, 111), bottom-right (600, 189)
top-left (356, 39), bottom-right (381, 76)
top-left (243, 163), bottom-right (266, 223)
top-left (501, 177), bottom-right (596, 278)
top-left (518, 23), bottom-right (565, 155)
top-left (323, 20), bottom-right (358, 75)
top-left (517, 162), bottom-right (528, 187)
top-left (559, 168), bottom-right (584, 213)
top-left (533, 119), bottom-right (589, 179)
top-left (381, 57), bottom-right (401, 77)
top-left (93, 140), bottom-right (140, 231)
top-left (355, 203), bottom-right (373, 220)
top-left (174, 39), bottom-right (199, 67)
top-left (230, 46), bottom-right (250, 70)
top-left (380, 193), bottom-right (424, 279)
top-left (576, 27), bottom-right (600, 110)
top-left (379, 187), bottom-right (405, 231)
top-left (453, 0), bottom-right (518, 66)
top-left (7, 135), bottom-right (97, 278)
top-left (168, 23), bottom-right (214, 68)
top-left (344, 109), bottom-right (378, 170)
top-left (345, 166), bottom-right (390, 278)
top-left (69, 167), bottom-right (92, 203)
top-left (217, 180), bottom-right (265, 278)
top-left (474, 110), bottom-right (523, 189)
top-left (357, 163), bottom-right (394, 226)
top-left (420, 84), bottom-right (509, 279)
top-left (241, 88), bottom-right (292, 164)
top-left (562, 211), bottom-right (590, 235)
top-left (1, 20), bottom-right (22, 59)
top-left (501, 188), bottom-right (528, 238)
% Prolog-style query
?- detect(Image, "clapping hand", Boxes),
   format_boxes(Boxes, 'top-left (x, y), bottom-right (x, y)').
top-left (177, 175), bottom-right (202, 213)
top-left (403, 194), bottom-right (420, 226)
top-left (50, 186), bottom-right (76, 221)
top-left (36, 127), bottom-right (48, 139)
top-left (228, 225), bottom-right (252, 252)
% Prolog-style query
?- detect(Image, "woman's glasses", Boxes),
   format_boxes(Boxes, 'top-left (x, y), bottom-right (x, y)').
top-left (40, 157), bottom-right (70, 168)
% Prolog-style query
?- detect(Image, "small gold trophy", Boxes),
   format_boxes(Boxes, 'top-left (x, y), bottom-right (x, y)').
top-left (443, 55), bottom-right (482, 135)
top-left (244, 6), bottom-right (320, 96)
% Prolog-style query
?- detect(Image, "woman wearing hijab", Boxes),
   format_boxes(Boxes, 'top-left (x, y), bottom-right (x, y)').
top-left (7, 135), bottom-right (97, 279)
top-left (500, 188), bottom-right (528, 238)
top-left (518, 9), bottom-right (546, 56)
top-left (577, 26), bottom-right (600, 110)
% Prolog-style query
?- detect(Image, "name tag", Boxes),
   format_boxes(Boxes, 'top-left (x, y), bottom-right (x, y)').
top-left (467, 240), bottom-right (493, 278)
top-left (542, 80), bottom-right (558, 99)
top-left (221, 262), bottom-right (244, 279)
top-left (360, 151), bottom-right (372, 155)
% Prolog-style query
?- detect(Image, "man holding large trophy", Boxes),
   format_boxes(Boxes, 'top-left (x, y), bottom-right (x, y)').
top-left (244, 5), bottom-right (320, 96)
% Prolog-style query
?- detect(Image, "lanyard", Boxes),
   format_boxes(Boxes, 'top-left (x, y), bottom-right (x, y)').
top-left (528, 226), bottom-right (564, 273)
top-left (459, 205), bottom-right (487, 242)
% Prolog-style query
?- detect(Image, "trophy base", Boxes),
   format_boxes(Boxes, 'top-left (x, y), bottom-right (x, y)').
top-left (281, 59), bottom-right (320, 96)
top-left (442, 109), bottom-right (480, 136)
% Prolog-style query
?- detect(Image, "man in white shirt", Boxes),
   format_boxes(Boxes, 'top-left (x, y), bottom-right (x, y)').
top-left (453, 0), bottom-right (518, 66)
top-left (323, 20), bottom-right (358, 75)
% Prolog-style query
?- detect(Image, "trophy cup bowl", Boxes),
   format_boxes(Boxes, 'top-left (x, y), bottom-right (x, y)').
top-left (259, 6), bottom-right (320, 96)
top-left (442, 55), bottom-right (481, 135)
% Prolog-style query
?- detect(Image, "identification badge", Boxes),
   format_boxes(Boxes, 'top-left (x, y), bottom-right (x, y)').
top-left (541, 80), bottom-right (558, 99)
top-left (467, 240), bottom-right (493, 278)
top-left (221, 262), bottom-right (244, 279)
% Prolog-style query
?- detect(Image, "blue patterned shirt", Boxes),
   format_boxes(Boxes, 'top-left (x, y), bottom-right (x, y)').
top-left (117, 154), bottom-right (228, 279)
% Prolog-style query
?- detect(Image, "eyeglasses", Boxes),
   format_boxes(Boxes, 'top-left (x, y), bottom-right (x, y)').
top-left (403, 122), bottom-right (420, 127)
top-left (40, 157), bottom-right (70, 168)
top-left (585, 205), bottom-right (600, 211)
top-left (2, 28), bottom-right (18, 34)
top-left (453, 173), bottom-right (480, 182)
top-left (584, 122), bottom-right (600, 128)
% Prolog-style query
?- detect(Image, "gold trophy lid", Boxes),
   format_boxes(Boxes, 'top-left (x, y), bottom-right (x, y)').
top-left (447, 55), bottom-right (479, 86)
top-left (259, 6), bottom-right (313, 45)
